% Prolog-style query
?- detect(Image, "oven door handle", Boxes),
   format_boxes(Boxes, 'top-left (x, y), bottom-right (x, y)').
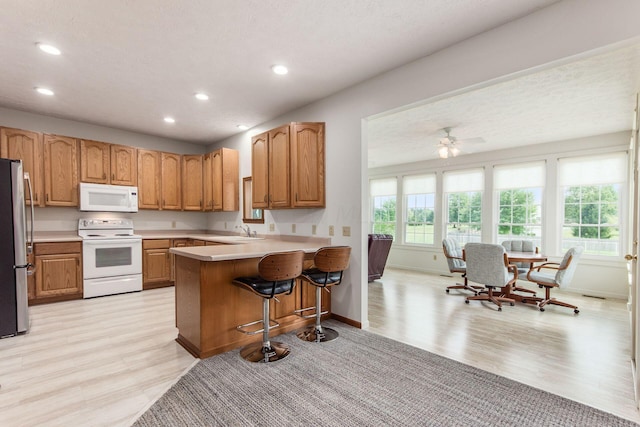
top-left (82, 239), bottom-right (141, 246)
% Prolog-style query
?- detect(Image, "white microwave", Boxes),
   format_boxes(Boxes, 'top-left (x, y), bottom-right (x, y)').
top-left (79, 183), bottom-right (138, 212)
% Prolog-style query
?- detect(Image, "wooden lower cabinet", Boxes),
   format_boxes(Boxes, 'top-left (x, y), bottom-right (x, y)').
top-left (30, 242), bottom-right (83, 305)
top-left (142, 239), bottom-right (173, 289)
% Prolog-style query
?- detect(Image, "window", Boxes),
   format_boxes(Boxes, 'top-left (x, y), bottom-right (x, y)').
top-left (444, 169), bottom-right (483, 244)
top-left (494, 162), bottom-right (544, 248)
top-left (403, 174), bottom-right (436, 244)
top-left (370, 177), bottom-right (397, 238)
top-left (558, 153), bottom-right (626, 256)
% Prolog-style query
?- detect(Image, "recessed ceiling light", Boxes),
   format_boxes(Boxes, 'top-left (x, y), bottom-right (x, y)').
top-left (36, 43), bottom-right (61, 55)
top-left (195, 93), bottom-right (209, 101)
top-left (164, 117), bottom-right (175, 124)
top-left (237, 125), bottom-right (249, 130)
top-left (271, 64), bottom-right (288, 75)
top-left (35, 87), bottom-right (54, 96)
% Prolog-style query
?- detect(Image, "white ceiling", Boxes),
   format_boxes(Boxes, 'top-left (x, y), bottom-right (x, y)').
top-left (367, 43), bottom-right (640, 168)
top-left (0, 0), bottom-right (559, 144)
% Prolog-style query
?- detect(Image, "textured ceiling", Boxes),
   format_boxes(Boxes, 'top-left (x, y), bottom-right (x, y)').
top-left (0, 0), bottom-right (558, 144)
top-left (367, 43), bottom-right (640, 168)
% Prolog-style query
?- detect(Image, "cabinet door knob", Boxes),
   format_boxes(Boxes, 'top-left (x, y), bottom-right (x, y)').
top-left (102, 173), bottom-right (106, 179)
top-left (112, 173), bottom-right (115, 180)
top-left (264, 194), bottom-right (267, 202)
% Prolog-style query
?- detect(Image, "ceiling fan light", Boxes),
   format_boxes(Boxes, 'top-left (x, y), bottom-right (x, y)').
top-left (438, 146), bottom-right (449, 159)
top-left (450, 147), bottom-right (460, 157)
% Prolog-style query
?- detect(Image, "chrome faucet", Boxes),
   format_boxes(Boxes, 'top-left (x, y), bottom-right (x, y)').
top-left (239, 225), bottom-right (251, 237)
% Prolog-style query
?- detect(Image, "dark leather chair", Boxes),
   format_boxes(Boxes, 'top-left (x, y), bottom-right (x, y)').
top-left (233, 250), bottom-right (305, 363)
top-left (368, 234), bottom-right (393, 282)
top-left (296, 246), bottom-right (351, 342)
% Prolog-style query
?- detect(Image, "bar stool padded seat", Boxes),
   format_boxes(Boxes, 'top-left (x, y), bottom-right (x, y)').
top-left (234, 276), bottom-right (297, 298)
top-left (300, 268), bottom-right (343, 285)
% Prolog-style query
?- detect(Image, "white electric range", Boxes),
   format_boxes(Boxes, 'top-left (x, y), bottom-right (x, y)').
top-left (78, 218), bottom-right (142, 298)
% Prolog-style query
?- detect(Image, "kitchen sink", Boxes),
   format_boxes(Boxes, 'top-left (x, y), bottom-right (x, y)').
top-left (207, 235), bottom-right (265, 244)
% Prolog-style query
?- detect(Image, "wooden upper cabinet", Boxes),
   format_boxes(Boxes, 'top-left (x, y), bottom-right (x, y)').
top-left (43, 134), bottom-right (79, 207)
top-left (251, 132), bottom-right (269, 209)
top-left (203, 152), bottom-right (214, 211)
top-left (80, 139), bottom-right (110, 184)
top-left (161, 152), bottom-right (181, 210)
top-left (251, 122), bottom-right (325, 210)
top-left (291, 122), bottom-right (325, 208)
top-left (212, 150), bottom-right (223, 211)
top-left (268, 125), bottom-right (291, 208)
top-left (81, 141), bottom-right (137, 186)
top-left (0, 127), bottom-right (43, 206)
top-left (137, 149), bottom-right (161, 209)
top-left (212, 148), bottom-right (239, 211)
top-left (182, 154), bottom-right (203, 211)
top-left (110, 144), bottom-right (137, 186)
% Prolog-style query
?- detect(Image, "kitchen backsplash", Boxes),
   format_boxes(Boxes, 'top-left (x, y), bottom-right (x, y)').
top-left (34, 207), bottom-right (208, 231)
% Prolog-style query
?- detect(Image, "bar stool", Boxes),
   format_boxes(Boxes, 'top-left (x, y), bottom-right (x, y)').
top-left (296, 246), bottom-right (351, 343)
top-left (233, 250), bottom-right (305, 363)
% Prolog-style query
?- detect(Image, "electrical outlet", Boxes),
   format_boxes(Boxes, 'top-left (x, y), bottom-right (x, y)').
top-left (342, 226), bottom-right (350, 237)
top-left (171, 221), bottom-right (176, 229)
top-left (269, 223), bottom-right (275, 232)
top-left (292, 224), bottom-right (296, 233)
top-left (329, 225), bottom-right (334, 236)
top-left (312, 225), bottom-right (317, 235)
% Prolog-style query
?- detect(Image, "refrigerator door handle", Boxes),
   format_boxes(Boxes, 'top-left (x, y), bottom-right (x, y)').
top-left (24, 172), bottom-right (34, 254)
top-left (15, 263), bottom-right (36, 276)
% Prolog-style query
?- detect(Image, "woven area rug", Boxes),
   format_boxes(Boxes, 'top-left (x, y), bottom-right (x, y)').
top-left (134, 320), bottom-right (638, 426)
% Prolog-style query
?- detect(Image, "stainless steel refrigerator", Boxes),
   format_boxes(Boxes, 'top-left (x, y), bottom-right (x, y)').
top-left (0, 158), bottom-right (32, 337)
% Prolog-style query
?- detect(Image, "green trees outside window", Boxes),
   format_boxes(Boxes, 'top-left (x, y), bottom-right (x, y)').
top-left (372, 195), bottom-right (396, 237)
top-left (405, 193), bottom-right (435, 244)
top-left (497, 188), bottom-right (542, 243)
top-left (446, 191), bottom-right (482, 243)
top-left (563, 184), bottom-right (619, 255)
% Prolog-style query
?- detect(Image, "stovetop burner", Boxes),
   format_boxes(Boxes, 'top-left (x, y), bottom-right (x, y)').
top-left (78, 218), bottom-right (140, 240)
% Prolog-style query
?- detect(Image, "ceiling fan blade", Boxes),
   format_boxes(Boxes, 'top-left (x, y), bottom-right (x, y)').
top-left (455, 137), bottom-right (485, 144)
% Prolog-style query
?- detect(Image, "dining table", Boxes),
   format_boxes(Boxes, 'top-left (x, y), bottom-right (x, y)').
top-left (504, 251), bottom-right (548, 304)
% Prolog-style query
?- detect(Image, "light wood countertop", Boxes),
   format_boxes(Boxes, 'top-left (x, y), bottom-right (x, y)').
top-left (33, 231), bottom-right (82, 242)
top-left (170, 239), bottom-right (326, 261)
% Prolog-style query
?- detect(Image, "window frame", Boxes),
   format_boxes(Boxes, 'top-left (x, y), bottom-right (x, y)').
top-left (403, 173), bottom-right (436, 246)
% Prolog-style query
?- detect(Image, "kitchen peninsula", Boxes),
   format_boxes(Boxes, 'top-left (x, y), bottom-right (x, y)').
top-left (170, 237), bottom-right (331, 358)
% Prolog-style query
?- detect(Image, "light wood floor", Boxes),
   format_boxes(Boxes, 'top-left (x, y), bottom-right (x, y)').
top-left (0, 287), bottom-right (195, 427)
top-left (1, 272), bottom-right (639, 426)
top-left (368, 267), bottom-right (640, 423)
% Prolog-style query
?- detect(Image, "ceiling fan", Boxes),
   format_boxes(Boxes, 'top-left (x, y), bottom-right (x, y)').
top-left (436, 127), bottom-right (485, 159)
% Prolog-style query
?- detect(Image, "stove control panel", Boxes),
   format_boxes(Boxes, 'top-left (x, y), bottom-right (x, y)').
top-left (78, 218), bottom-right (134, 230)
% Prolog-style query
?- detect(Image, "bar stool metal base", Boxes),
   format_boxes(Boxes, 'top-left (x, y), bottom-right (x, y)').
top-left (240, 341), bottom-right (290, 363)
top-left (296, 325), bottom-right (339, 343)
